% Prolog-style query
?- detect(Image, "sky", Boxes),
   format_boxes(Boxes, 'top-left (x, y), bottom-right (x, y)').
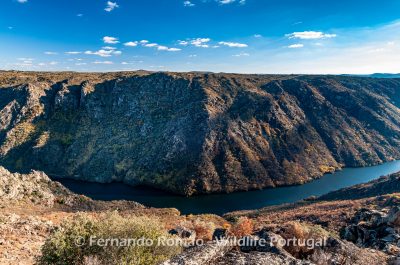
top-left (0, 0), bottom-right (400, 74)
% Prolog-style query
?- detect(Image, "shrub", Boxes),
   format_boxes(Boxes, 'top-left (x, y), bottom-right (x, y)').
top-left (278, 221), bottom-right (329, 258)
top-left (176, 218), bottom-right (216, 241)
top-left (191, 219), bottom-right (215, 241)
top-left (38, 212), bottom-right (182, 265)
top-left (231, 217), bottom-right (254, 238)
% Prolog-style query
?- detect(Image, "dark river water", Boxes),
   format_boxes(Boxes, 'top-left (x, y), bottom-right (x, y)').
top-left (55, 160), bottom-right (400, 215)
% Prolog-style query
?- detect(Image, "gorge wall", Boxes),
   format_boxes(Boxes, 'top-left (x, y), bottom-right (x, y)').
top-left (1, 71), bottom-right (400, 195)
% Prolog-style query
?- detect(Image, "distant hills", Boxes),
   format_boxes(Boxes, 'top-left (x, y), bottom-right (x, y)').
top-left (342, 73), bottom-right (400, 78)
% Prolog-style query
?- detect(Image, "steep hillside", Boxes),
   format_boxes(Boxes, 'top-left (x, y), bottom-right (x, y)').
top-left (1, 71), bottom-right (400, 195)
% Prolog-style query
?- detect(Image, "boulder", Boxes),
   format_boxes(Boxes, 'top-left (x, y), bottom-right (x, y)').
top-left (386, 207), bottom-right (400, 227)
top-left (213, 228), bottom-right (228, 240)
top-left (169, 227), bottom-right (196, 241)
top-left (161, 241), bottom-right (233, 265)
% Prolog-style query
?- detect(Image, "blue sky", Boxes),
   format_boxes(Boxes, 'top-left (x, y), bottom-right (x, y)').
top-left (1, 0), bottom-right (400, 74)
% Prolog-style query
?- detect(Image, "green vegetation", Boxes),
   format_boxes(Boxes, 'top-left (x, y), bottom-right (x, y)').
top-left (38, 212), bottom-right (182, 265)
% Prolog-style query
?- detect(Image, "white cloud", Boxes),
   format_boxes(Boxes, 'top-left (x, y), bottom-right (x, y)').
top-left (288, 44), bottom-right (304, 48)
top-left (233, 53), bottom-right (250, 57)
top-left (179, 41), bottom-right (188, 46)
top-left (17, 0), bottom-right (28, 3)
top-left (182, 38), bottom-right (211, 48)
top-left (218, 0), bottom-right (235, 4)
top-left (103, 36), bottom-right (119, 44)
top-left (156, 46), bottom-right (169, 50)
top-left (254, 34), bottom-right (262, 38)
top-left (163, 47), bottom-right (181, 52)
top-left (65, 51), bottom-right (82, 55)
top-left (49, 61), bottom-right (58, 65)
top-left (219, 41), bottom-right (248, 48)
top-left (75, 63), bottom-right (87, 66)
top-left (216, 0), bottom-right (245, 4)
top-left (139, 41), bottom-right (181, 52)
top-left (93, 61), bottom-right (114, 64)
top-left (144, 43), bottom-right (158, 47)
top-left (104, 1), bottom-right (119, 12)
top-left (44, 51), bottom-right (58, 55)
top-left (102, 46), bottom-right (116, 50)
top-left (286, 31), bottom-right (337, 40)
top-left (124, 41), bottom-right (138, 47)
top-left (85, 49), bottom-right (121, 57)
top-left (188, 54), bottom-right (197, 57)
top-left (183, 1), bottom-right (195, 7)
top-left (77, 14), bottom-right (83, 17)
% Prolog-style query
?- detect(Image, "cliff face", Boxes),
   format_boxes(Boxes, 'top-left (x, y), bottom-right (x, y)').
top-left (1, 71), bottom-right (400, 195)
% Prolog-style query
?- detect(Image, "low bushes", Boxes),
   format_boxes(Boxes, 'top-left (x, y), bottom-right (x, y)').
top-left (38, 212), bottom-right (182, 265)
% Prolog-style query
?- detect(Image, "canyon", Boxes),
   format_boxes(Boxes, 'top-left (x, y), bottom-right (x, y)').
top-left (1, 71), bottom-right (400, 195)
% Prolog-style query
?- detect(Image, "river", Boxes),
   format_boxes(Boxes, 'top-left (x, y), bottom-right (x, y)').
top-left (55, 160), bottom-right (400, 215)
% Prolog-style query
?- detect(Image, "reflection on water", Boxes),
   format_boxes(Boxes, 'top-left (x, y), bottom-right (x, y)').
top-left (55, 160), bottom-right (400, 215)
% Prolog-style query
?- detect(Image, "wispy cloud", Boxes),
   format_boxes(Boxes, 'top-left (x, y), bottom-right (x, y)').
top-left (288, 44), bottom-right (304, 48)
top-left (93, 61), bottom-right (114, 64)
top-left (233, 52), bottom-right (250, 57)
top-left (103, 36), bottom-right (119, 44)
top-left (104, 1), bottom-right (119, 12)
top-left (217, 0), bottom-right (235, 4)
top-left (65, 51), bottom-right (82, 55)
top-left (183, 1), bottom-right (195, 7)
top-left (292, 21), bottom-right (303, 26)
top-left (44, 51), bottom-right (58, 55)
top-left (286, 31), bottom-right (337, 39)
top-left (216, 0), bottom-right (245, 5)
top-left (17, 0), bottom-right (28, 3)
top-left (219, 41), bottom-right (248, 47)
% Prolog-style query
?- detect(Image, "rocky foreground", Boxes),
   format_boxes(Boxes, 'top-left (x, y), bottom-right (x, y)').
top-left (1, 167), bottom-right (400, 264)
top-left (1, 71), bottom-right (400, 195)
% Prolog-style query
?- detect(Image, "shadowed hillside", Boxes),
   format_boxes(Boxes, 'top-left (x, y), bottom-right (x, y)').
top-left (1, 71), bottom-right (400, 195)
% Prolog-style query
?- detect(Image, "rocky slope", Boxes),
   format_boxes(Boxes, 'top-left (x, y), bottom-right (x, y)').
top-left (2, 167), bottom-right (398, 265)
top-left (1, 71), bottom-right (400, 195)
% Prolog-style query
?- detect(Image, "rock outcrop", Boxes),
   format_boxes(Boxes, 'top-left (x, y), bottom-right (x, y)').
top-left (1, 71), bottom-right (400, 195)
top-left (342, 207), bottom-right (400, 256)
top-left (0, 166), bottom-right (71, 207)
